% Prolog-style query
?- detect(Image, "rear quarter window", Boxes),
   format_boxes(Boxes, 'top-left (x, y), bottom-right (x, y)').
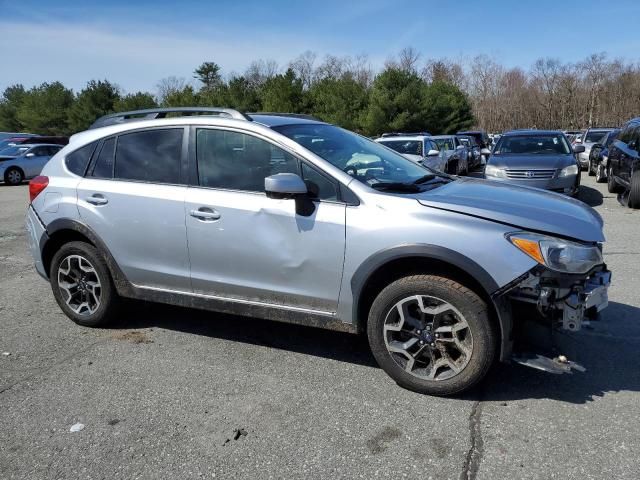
top-left (65, 141), bottom-right (98, 176)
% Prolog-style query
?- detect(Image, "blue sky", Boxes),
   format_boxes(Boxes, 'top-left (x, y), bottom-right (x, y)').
top-left (2, 0), bottom-right (640, 94)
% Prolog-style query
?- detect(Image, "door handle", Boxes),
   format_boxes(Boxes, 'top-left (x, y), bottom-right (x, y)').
top-left (85, 194), bottom-right (108, 206)
top-left (190, 207), bottom-right (221, 221)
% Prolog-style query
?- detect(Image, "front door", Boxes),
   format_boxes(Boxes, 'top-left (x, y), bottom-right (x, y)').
top-left (185, 127), bottom-right (346, 313)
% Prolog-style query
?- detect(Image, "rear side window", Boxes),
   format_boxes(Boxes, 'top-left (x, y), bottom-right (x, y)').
top-left (196, 129), bottom-right (298, 192)
top-left (114, 129), bottom-right (183, 184)
top-left (91, 138), bottom-right (115, 178)
top-left (65, 141), bottom-right (98, 176)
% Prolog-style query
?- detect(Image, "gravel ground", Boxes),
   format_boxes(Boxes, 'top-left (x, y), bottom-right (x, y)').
top-left (0, 175), bottom-right (638, 479)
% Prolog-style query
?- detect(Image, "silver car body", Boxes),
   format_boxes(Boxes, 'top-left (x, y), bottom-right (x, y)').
top-left (374, 135), bottom-right (448, 172)
top-left (577, 128), bottom-right (614, 168)
top-left (26, 114), bottom-right (609, 362)
top-left (0, 143), bottom-right (62, 182)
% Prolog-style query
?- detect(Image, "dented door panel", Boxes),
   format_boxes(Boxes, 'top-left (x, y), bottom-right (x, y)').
top-left (185, 187), bottom-right (346, 312)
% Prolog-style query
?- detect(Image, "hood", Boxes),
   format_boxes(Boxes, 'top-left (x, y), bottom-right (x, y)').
top-left (489, 153), bottom-right (574, 170)
top-left (416, 177), bottom-right (604, 242)
top-left (401, 153), bottom-right (424, 164)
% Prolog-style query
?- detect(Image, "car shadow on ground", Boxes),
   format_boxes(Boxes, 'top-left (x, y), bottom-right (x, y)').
top-left (115, 301), bottom-right (378, 368)
top-left (577, 184), bottom-right (604, 207)
top-left (112, 300), bottom-right (639, 404)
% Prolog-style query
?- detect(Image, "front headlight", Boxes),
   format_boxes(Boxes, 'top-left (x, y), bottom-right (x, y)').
top-left (507, 232), bottom-right (603, 274)
top-left (485, 164), bottom-right (506, 178)
top-left (559, 164), bottom-right (579, 177)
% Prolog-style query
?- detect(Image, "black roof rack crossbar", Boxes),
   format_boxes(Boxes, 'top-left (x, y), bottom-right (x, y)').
top-left (89, 107), bottom-right (251, 129)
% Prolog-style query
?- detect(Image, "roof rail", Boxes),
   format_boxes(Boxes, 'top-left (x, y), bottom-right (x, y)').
top-left (248, 112), bottom-right (322, 121)
top-left (89, 107), bottom-right (251, 129)
top-left (380, 131), bottom-right (432, 137)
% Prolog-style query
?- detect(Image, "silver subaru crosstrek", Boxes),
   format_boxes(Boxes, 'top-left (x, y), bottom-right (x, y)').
top-left (25, 108), bottom-right (611, 395)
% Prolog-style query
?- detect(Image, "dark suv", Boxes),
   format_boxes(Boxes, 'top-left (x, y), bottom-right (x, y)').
top-left (606, 118), bottom-right (640, 208)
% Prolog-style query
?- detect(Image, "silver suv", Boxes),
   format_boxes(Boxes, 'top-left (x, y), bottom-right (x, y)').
top-left (25, 108), bottom-right (611, 395)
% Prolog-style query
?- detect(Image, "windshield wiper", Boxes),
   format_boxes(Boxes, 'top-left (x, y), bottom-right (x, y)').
top-left (412, 174), bottom-right (436, 184)
top-left (370, 182), bottom-right (421, 192)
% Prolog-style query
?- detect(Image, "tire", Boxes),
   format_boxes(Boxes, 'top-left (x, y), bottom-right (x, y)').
top-left (607, 166), bottom-right (622, 193)
top-left (588, 158), bottom-right (595, 176)
top-left (4, 167), bottom-right (23, 185)
top-left (448, 159), bottom-right (458, 175)
top-left (595, 163), bottom-right (606, 183)
top-left (50, 241), bottom-right (120, 327)
top-left (367, 275), bottom-right (496, 396)
top-left (629, 170), bottom-right (640, 209)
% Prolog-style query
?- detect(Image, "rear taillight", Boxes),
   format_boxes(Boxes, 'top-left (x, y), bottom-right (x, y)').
top-left (29, 176), bottom-right (49, 203)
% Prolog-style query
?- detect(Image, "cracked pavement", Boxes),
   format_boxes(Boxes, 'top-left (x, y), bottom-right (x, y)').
top-left (1, 175), bottom-right (639, 479)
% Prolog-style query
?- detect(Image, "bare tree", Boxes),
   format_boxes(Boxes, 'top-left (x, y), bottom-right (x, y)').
top-left (398, 47), bottom-right (421, 74)
top-left (156, 76), bottom-right (188, 104)
top-left (289, 51), bottom-right (317, 89)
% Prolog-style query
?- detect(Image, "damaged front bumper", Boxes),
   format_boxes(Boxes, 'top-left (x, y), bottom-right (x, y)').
top-left (493, 265), bottom-right (611, 370)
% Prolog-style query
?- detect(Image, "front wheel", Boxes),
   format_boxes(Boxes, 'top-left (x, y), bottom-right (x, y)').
top-left (367, 275), bottom-right (496, 396)
top-left (4, 167), bottom-right (23, 185)
top-left (50, 241), bottom-right (120, 327)
top-left (588, 158), bottom-right (595, 176)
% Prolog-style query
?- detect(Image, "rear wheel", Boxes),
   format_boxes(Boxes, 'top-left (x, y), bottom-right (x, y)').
top-left (367, 275), bottom-right (496, 396)
top-left (50, 241), bottom-right (120, 327)
top-left (607, 166), bottom-right (622, 193)
top-left (629, 170), bottom-right (640, 209)
top-left (4, 167), bottom-right (23, 185)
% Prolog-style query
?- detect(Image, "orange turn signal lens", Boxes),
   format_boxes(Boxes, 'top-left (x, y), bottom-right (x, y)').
top-left (511, 237), bottom-right (545, 264)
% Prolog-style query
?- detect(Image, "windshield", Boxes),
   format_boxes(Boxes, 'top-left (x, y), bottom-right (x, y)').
top-left (433, 138), bottom-right (455, 150)
top-left (0, 146), bottom-right (29, 156)
top-left (494, 134), bottom-right (571, 155)
top-left (604, 130), bottom-right (619, 147)
top-left (273, 124), bottom-right (443, 189)
top-left (584, 131), bottom-right (610, 143)
top-left (377, 139), bottom-right (423, 156)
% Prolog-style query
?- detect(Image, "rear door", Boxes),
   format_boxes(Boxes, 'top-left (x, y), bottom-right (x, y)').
top-left (185, 127), bottom-right (346, 313)
top-left (76, 127), bottom-right (191, 291)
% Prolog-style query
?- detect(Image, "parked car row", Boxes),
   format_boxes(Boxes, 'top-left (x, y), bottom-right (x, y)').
top-left (374, 132), bottom-right (487, 175)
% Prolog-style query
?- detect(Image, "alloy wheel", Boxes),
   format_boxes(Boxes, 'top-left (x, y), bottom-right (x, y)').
top-left (383, 295), bottom-right (473, 381)
top-left (57, 255), bottom-right (102, 316)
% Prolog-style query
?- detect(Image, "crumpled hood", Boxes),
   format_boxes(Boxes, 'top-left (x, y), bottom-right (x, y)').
top-left (416, 177), bottom-right (605, 242)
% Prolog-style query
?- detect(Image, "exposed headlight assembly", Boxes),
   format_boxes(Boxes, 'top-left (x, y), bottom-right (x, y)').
top-left (507, 232), bottom-right (603, 274)
top-left (485, 164), bottom-right (506, 178)
top-left (559, 164), bottom-right (579, 177)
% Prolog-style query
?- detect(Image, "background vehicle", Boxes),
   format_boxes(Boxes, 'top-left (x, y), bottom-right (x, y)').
top-left (484, 130), bottom-right (584, 196)
top-left (429, 135), bottom-right (471, 174)
top-left (375, 134), bottom-right (448, 173)
top-left (607, 118), bottom-right (640, 208)
top-left (577, 128), bottom-right (614, 169)
top-left (0, 143), bottom-right (63, 185)
top-left (457, 130), bottom-right (491, 164)
top-left (456, 135), bottom-right (483, 170)
top-left (0, 132), bottom-right (34, 142)
top-left (588, 128), bottom-right (620, 183)
top-left (26, 108), bottom-right (609, 396)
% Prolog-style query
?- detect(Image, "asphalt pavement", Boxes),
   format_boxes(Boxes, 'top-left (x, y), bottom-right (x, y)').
top-left (1, 174), bottom-right (639, 479)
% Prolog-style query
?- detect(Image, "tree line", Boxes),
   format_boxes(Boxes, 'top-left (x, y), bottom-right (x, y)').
top-left (1, 49), bottom-right (638, 137)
